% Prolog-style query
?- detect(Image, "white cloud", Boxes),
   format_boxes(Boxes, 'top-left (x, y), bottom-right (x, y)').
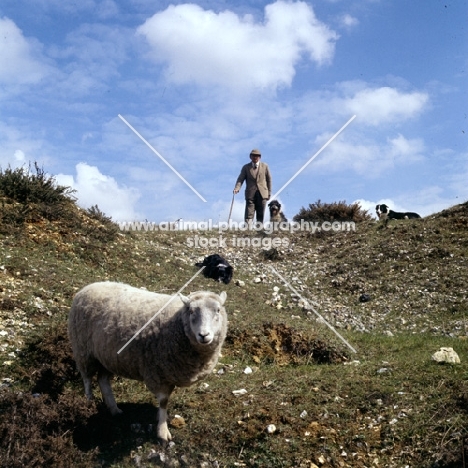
top-left (341, 86), bottom-right (429, 125)
top-left (137, 1), bottom-right (338, 92)
top-left (404, 186), bottom-right (446, 215)
top-left (0, 17), bottom-right (50, 85)
top-left (0, 122), bottom-right (52, 170)
top-left (387, 134), bottom-right (425, 162)
top-left (55, 163), bottom-right (141, 221)
top-left (14, 150), bottom-right (25, 162)
top-left (46, 23), bottom-right (132, 97)
top-left (353, 199), bottom-right (380, 218)
top-left (56, 23), bottom-right (129, 67)
top-left (339, 14), bottom-right (359, 29)
top-left (292, 83), bottom-right (430, 139)
top-left (312, 132), bottom-right (425, 177)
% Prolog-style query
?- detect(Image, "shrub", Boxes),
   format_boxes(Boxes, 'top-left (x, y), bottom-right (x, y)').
top-left (0, 162), bottom-right (75, 205)
top-left (86, 204), bottom-right (114, 225)
top-left (83, 204), bottom-right (120, 242)
top-left (0, 163), bottom-right (76, 223)
top-left (293, 199), bottom-right (372, 223)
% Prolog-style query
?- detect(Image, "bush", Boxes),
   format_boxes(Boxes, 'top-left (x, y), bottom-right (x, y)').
top-left (293, 199), bottom-right (372, 223)
top-left (0, 163), bottom-right (76, 223)
top-left (84, 204), bottom-right (120, 241)
top-left (0, 162), bottom-right (75, 205)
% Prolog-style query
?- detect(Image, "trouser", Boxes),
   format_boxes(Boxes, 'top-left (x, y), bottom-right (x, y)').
top-left (245, 190), bottom-right (267, 223)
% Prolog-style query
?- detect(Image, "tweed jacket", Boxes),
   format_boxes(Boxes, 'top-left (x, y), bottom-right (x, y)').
top-left (234, 161), bottom-right (272, 200)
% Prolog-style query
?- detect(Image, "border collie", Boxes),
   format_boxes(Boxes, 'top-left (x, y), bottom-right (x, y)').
top-left (195, 254), bottom-right (233, 284)
top-left (376, 204), bottom-right (421, 220)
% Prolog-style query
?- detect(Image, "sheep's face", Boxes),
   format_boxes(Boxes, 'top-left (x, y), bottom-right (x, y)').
top-left (180, 292), bottom-right (227, 346)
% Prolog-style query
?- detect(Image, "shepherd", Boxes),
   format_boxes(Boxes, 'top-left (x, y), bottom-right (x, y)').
top-left (233, 149), bottom-right (272, 225)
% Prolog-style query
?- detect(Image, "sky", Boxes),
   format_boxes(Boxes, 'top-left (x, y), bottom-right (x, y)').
top-left (0, 0), bottom-right (467, 223)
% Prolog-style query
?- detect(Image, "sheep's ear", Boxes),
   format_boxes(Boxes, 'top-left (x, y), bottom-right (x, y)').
top-left (179, 293), bottom-right (190, 306)
top-left (218, 291), bottom-right (227, 305)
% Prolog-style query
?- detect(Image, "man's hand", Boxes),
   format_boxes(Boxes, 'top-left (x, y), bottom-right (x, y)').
top-left (233, 188), bottom-right (239, 194)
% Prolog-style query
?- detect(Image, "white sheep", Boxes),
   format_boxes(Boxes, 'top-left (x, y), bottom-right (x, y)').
top-left (68, 281), bottom-right (227, 444)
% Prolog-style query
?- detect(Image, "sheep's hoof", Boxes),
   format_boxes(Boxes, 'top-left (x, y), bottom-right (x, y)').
top-left (157, 437), bottom-right (169, 448)
top-left (157, 427), bottom-right (172, 446)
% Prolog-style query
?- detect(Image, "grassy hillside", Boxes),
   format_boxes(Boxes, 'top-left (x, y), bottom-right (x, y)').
top-left (1, 171), bottom-right (468, 467)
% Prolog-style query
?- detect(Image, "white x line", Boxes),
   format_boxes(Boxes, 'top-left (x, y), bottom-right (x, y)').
top-left (269, 266), bottom-right (357, 354)
top-left (271, 115), bottom-right (356, 200)
top-left (117, 266), bottom-right (206, 355)
top-left (118, 114), bottom-right (207, 202)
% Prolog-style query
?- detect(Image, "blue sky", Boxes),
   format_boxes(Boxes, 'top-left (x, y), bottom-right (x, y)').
top-left (0, 0), bottom-right (466, 222)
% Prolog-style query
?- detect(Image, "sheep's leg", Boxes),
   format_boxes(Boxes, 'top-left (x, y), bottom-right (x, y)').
top-left (97, 371), bottom-right (122, 415)
top-left (153, 385), bottom-right (175, 444)
top-left (75, 363), bottom-right (95, 401)
top-left (82, 374), bottom-right (93, 400)
top-left (156, 392), bottom-right (171, 443)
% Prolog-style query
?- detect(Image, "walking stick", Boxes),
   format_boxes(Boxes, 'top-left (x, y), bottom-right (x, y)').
top-left (228, 192), bottom-right (235, 223)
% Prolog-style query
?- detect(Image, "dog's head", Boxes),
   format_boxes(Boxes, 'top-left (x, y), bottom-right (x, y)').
top-left (198, 254), bottom-right (233, 284)
top-left (376, 204), bottom-right (389, 218)
top-left (214, 263), bottom-right (233, 284)
top-left (268, 200), bottom-right (282, 215)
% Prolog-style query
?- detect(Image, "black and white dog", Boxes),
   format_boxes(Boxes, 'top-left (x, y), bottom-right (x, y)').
top-left (195, 254), bottom-right (233, 284)
top-left (376, 204), bottom-right (421, 220)
top-left (268, 200), bottom-right (287, 223)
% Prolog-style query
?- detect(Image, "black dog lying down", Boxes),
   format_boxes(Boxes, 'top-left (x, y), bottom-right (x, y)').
top-left (376, 204), bottom-right (421, 220)
top-left (195, 254), bottom-right (233, 284)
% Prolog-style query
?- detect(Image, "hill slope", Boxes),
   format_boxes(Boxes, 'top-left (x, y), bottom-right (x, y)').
top-left (0, 194), bottom-right (468, 468)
